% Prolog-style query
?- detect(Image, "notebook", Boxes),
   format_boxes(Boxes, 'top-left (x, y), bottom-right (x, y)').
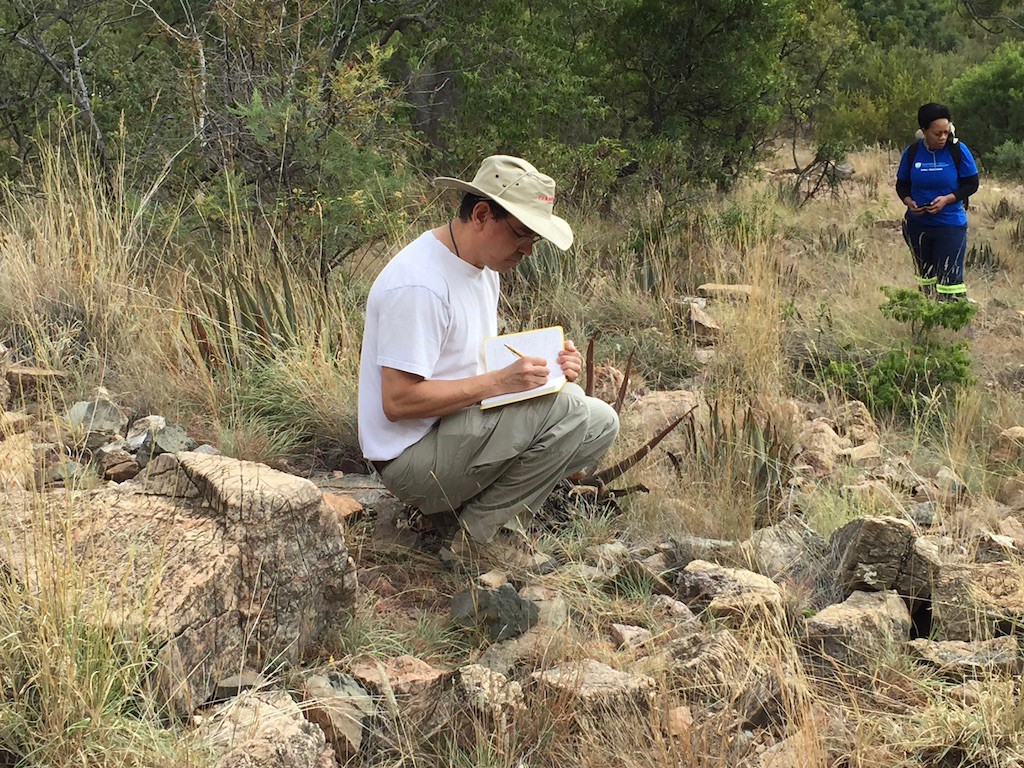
top-left (479, 326), bottom-right (567, 409)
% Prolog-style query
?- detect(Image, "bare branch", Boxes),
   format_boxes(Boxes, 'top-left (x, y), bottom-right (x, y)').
top-left (584, 336), bottom-right (595, 397)
top-left (378, 11), bottom-right (433, 48)
top-left (957, 0), bottom-right (1024, 32)
top-left (586, 406), bottom-right (697, 487)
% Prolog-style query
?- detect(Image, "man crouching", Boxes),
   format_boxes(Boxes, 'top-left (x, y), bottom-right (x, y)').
top-left (357, 155), bottom-right (619, 572)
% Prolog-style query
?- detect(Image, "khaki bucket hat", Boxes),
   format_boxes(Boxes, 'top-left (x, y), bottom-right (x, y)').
top-left (434, 155), bottom-right (574, 250)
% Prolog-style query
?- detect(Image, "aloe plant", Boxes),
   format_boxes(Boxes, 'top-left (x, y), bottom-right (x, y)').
top-left (187, 249), bottom-right (342, 372)
top-left (671, 399), bottom-right (799, 528)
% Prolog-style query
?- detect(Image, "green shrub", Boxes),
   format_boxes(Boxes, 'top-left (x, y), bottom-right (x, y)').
top-left (985, 139), bottom-right (1024, 179)
top-left (818, 46), bottom-right (956, 147)
top-left (842, 0), bottom-right (951, 49)
top-left (878, 286), bottom-right (976, 341)
top-left (821, 287), bottom-right (976, 417)
top-left (862, 340), bottom-right (973, 412)
top-left (948, 43), bottom-right (1024, 158)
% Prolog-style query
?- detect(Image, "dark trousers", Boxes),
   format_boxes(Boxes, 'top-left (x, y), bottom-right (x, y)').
top-left (902, 218), bottom-right (968, 296)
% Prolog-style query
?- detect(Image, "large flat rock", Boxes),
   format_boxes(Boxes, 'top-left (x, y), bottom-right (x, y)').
top-left (0, 452), bottom-right (357, 714)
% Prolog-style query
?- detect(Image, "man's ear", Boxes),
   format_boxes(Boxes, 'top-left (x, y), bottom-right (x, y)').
top-left (471, 200), bottom-right (492, 229)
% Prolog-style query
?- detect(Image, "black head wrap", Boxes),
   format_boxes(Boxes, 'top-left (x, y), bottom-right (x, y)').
top-left (918, 102), bottom-right (952, 130)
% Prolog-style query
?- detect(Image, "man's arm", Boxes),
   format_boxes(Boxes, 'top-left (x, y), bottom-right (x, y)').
top-left (382, 358), bottom-right (550, 421)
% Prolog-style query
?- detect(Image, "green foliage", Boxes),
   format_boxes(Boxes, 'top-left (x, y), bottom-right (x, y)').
top-left (818, 45), bottom-right (958, 146)
top-left (984, 139), bottom-right (1024, 178)
top-left (948, 42), bottom-right (1024, 158)
top-left (955, 0), bottom-right (1024, 34)
top-left (2, 0), bottom-right (417, 273)
top-left (864, 341), bottom-right (973, 411)
top-left (1, 0), bottom-right (879, 202)
top-left (200, 43), bottom-right (414, 272)
top-left (821, 287), bottom-right (977, 417)
top-left (843, 0), bottom-right (955, 48)
top-left (595, 0), bottom-right (799, 183)
top-left (878, 286), bottom-right (976, 340)
top-left (714, 197), bottom-right (781, 245)
top-left (778, 0), bottom-right (863, 138)
top-left (422, 0), bottom-right (613, 162)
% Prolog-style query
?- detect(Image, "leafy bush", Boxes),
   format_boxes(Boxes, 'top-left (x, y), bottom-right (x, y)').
top-left (818, 46), bottom-right (956, 146)
top-left (877, 286), bottom-right (976, 341)
top-left (985, 139), bottom-right (1024, 179)
top-left (843, 0), bottom-right (953, 49)
top-left (948, 43), bottom-right (1024, 158)
top-left (821, 287), bottom-right (976, 417)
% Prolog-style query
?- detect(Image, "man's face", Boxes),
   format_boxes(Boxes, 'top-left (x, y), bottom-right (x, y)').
top-left (483, 213), bottom-right (540, 272)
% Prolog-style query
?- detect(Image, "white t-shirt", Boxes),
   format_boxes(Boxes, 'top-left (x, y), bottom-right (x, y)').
top-left (358, 230), bottom-right (500, 461)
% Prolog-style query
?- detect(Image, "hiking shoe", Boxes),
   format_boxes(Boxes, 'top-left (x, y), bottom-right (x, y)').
top-left (937, 292), bottom-right (975, 304)
top-left (407, 508), bottom-right (460, 535)
top-left (919, 284), bottom-right (937, 300)
top-left (440, 529), bottom-right (558, 575)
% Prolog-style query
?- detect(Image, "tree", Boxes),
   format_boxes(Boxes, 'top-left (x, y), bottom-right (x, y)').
top-left (843, 0), bottom-right (955, 48)
top-left (948, 41), bottom-right (1024, 157)
top-left (0, 0), bottom-right (133, 169)
top-left (777, 0), bottom-right (863, 169)
top-left (592, 0), bottom-right (800, 183)
top-left (956, 0), bottom-right (1024, 33)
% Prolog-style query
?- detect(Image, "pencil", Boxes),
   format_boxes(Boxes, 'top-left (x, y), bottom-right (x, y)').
top-left (504, 344), bottom-right (526, 358)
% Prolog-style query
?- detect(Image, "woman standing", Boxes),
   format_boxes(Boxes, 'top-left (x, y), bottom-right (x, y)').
top-left (895, 102), bottom-right (980, 301)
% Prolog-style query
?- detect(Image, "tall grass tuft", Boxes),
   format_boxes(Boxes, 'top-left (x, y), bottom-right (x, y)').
top-left (0, 497), bottom-right (200, 767)
top-left (0, 128), bottom-right (181, 407)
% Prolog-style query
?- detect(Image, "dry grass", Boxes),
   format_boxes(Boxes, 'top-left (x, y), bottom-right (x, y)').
top-left (0, 495), bottom-right (203, 766)
top-left (0, 138), bottom-right (182, 407)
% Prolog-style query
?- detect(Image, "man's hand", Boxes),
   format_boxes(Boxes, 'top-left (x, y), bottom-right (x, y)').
top-left (497, 356), bottom-right (550, 392)
top-left (558, 339), bottom-right (583, 383)
top-left (382, 364), bottom-right (546, 421)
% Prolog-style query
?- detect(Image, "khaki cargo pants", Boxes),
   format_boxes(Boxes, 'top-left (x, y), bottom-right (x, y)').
top-left (377, 383), bottom-right (619, 543)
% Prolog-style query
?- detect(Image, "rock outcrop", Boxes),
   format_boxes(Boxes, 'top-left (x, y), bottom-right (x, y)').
top-left (532, 659), bottom-right (656, 730)
top-left (0, 451), bottom-right (357, 714)
top-left (805, 590), bottom-right (911, 667)
top-left (195, 691), bottom-right (332, 768)
top-left (677, 559), bottom-right (785, 625)
top-left (931, 562), bottom-right (1024, 641)
top-left (828, 516), bottom-right (916, 596)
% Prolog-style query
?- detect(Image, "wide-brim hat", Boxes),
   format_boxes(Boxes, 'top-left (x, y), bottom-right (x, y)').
top-left (433, 155), bottom-right (574, 250)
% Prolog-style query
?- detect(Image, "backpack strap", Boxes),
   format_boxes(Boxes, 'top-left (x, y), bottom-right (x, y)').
top-left (906, 141), bottom-right (918, 170)
top-left (949, 140), bottom-right (970, 210)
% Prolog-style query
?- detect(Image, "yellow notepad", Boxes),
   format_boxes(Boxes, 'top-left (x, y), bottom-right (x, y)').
top-left (479, 326), bottom-right (567, 409)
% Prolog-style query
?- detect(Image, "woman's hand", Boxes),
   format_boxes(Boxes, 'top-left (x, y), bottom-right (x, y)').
top-left (904, 197), bottom-right (925, 214)
top-left (557, 339), bottom-right (583, 383)
top-left (919, 194), bottom-right (956, 214)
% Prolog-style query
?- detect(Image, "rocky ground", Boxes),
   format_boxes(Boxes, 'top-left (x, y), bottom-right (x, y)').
top-left (4, 330), bottom-right (1024, 766)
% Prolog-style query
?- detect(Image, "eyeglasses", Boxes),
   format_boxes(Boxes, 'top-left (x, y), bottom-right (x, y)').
top-left (501, 217), bottom-right (542, 245)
